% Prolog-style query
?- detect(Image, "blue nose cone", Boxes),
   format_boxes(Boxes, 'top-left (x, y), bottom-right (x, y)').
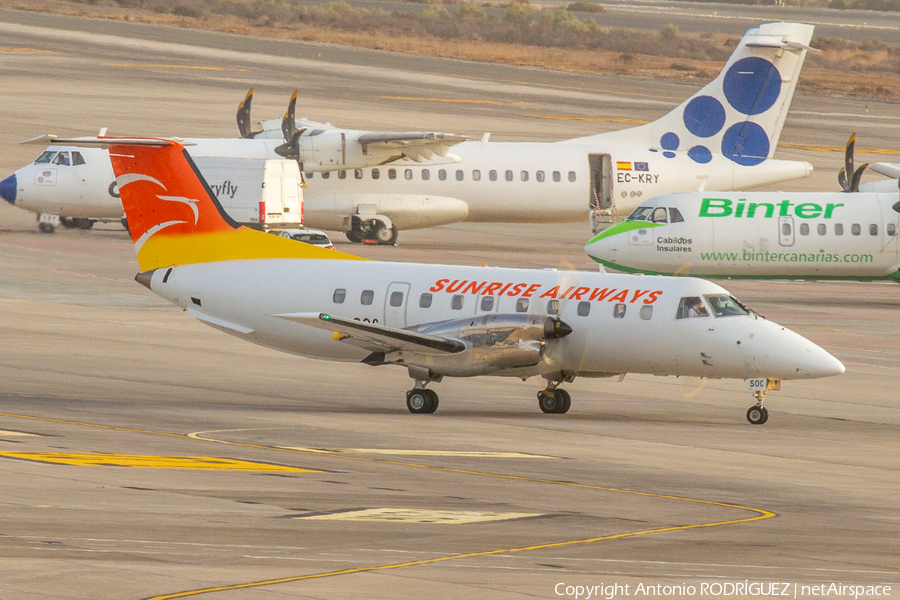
top-left (0, 173), bottom-right (16, 204)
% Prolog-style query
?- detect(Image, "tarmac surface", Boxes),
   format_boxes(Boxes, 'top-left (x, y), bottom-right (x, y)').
top-left (1, 10), bottom-right (899, 600)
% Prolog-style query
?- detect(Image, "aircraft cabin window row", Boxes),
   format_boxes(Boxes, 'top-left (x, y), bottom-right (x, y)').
top-left (305, 169), bottom-right (577, 183)
top-left (794, 222), bottom-right (883, 237)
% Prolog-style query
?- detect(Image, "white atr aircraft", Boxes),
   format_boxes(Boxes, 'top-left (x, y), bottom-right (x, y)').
top-left (586, 138), bottom-right (900, 281)
top-left (2, 22), bottom-right (816, 244)
top-left (75, 136), bottom-right (843, 424)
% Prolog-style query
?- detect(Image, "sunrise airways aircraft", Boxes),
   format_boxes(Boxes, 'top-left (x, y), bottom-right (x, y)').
top-left (2, 22), bottom-right (816, 243)
top-left (74, 136), bottom-right (844, 424)
top-left (585, 138), bottom-right (900, 281)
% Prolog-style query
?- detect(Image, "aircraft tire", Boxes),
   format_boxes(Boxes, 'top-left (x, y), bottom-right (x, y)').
top-left (76, 218), bottom-right (94, 230)
top-left (345, 230), bottom-right (363, 243)
top-left (558, 389), bottom-right (572, 414)
top-left (121, 217), bottom-right (130, 235)
top-left (61, 218), bottom-right (78, 230)
top-left (407, 389), bottom-right (431, 414)
top-left (538, 390), bottom-right (562, 414)
top-left (38, 222), bottom-right (56, 234)
top-left (374, 224), bottom-right (398, 245)
top-left (424, 389), bottom-right (439, 414)
top-left (746, 405), bottom-right (769, 425)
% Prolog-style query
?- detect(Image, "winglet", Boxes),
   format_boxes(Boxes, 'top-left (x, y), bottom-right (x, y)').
top-left (106, 138), bottom-right (366, 271)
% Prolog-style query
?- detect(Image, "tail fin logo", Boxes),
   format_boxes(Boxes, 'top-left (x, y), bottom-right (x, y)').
top-left (116, 171), bottom-right (201, 252)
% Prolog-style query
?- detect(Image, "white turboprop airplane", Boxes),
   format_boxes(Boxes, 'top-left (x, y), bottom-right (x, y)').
top-left (2, 22), bottom-right (816, 243)
top-left (586, 137), bottom-right (900, 281)
top-left (71, 136), bottom-right (843, 425)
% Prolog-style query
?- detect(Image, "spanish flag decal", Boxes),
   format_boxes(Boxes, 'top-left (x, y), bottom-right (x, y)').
top-left (616, 161), bottom-right (632, 171)
top-left (108, 139), bottom-right (366, 272)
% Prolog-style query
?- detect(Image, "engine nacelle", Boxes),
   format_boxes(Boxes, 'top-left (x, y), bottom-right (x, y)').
top-left (393, 314), bottom-right (573, 377)
top-left (304, 194), bottom-right (469, 231)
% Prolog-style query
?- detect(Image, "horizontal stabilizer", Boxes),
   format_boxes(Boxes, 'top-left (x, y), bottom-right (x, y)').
top-left (277, 312), bottom-right (467, 355)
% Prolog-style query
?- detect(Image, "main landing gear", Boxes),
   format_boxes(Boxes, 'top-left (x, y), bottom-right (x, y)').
top-left (345, 218), bottom-right (398, 246)
top-left (537, 381), bottom-right (571, 414)
top-left (406, 387), bottom-right (439, 414)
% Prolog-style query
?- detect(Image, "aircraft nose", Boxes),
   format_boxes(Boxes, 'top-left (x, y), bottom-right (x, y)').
top-left (759, 323), bottom-right (845, 379)
top-left (0, 173), bottom-right (16, 204)
top-left (795, 343), bottom-right (845, 378)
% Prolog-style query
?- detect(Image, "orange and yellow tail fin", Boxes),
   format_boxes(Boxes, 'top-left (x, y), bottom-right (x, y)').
top-left (106, 138), bottom-right (365, 272)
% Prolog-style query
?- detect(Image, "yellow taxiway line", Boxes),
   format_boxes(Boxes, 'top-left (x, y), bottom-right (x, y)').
top-left (283, 446), bottom-right (555, 458)
top-left (0, 47), bottom-right (60, 54)
top-left (382, 96), bottom-right (534, 106)
top-left (0, 412), bottom-right (776, 599)
top-left (0, 451), bottom-right (316, 472)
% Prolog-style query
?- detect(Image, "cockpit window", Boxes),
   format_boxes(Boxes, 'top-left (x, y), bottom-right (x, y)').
top-left (52, 151), bottom-right (71, 166)
top-left (72, 151), bottom-right (86, 166)
top-left (35, 151), bottom-right (56, 164)
top-left (626, 207), bottom-right (653, 221)
top-left (704, 295), bottom-right (749, 317)
top-left (669, 207), bottom-right (685, 223)
top-left (649, 207), bottom-right (668, 223)
top-left (676, 296), bottom-right (709, 319)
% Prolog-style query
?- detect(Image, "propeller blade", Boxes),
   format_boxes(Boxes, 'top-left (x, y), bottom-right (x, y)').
top-left (850, 164), bottom-right (869, 192)
top-left (274, 128), bottom-right (306, 159)
top-left (236, 88), bottom-right (255, 139)
top-left (844, 132), bottom-right (856, 180)
top-left (281, 90), bottom-right (299, 143)
top-left (838, 167), bottom-right (850, 193)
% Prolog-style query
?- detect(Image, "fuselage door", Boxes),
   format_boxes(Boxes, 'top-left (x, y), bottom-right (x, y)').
top-left (778, 215), bottom-right (795, 247)
top-left (384, 282), bottom-right (411, 328)
top-left (588, 154), bottom-right (612, 211)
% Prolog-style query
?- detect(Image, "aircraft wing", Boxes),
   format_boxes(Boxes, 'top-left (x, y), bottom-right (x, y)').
top-left (277, 312), bottom-right (467, 355)
top-left (356, 132), bottom-right (471, 161)
top-left (870, 163), bottom-right (900, 179)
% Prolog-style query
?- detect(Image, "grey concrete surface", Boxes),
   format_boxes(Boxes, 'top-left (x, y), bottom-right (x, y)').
top-left (0, 12), bottom-right (898, 600)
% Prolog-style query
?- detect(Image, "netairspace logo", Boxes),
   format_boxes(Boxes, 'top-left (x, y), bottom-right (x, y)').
top-left (553, 581), bottom-right (893, 599)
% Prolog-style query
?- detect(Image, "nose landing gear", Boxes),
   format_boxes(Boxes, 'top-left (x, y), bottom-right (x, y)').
top-left (746, 379), bottom-right (779, 425)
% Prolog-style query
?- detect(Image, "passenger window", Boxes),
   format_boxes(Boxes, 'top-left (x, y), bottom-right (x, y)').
top-left (438, 169), bottom-right (447, 181)
top-left (577, 301), bottom-right (590, 317)
top-left (72, 151), bottom-right (86, 166)
top-left (371, 168), bottom-right (380, 180)
top-left (472, 169), bottom-right (481, 181)
top-left (422, 169), bottom-right (430, 181)
top-left (651, 207), bottom-right (668, 223)
top-left (390, 291), bottom-right (403, 307)
top-left (888, 223), bottom-right (897, 237)
top-left (782, 222), bottom-right (791, 236)
top-left (451, 294), bottom-right (464, 310)
top-left (419, 293), bottom-right (433, 308)
top-left (480, 296), bottom-right (494, 311)
top-left (669, 207), bottom-right (684, 223)
top-left (339, 170), bottom-right (347, 179)
top-left (639, 305), bottom-right (653, 320)
top-left (388, 168), bottom-right (397, 180)
top-left (35, 151), bottom-right (55, 164)
top-left (870, 224), bottom-right (878, 236)
top-left (799, 223), bottom-right (809, 235)
top-left (613, 303), bottom-right (626, 318)
top-left (817, 223), bottom-right (826, 236)
top-left (354, 169), bottom-right (363, 180)
top-left (676, 296), bottom-right (709, 319)
top-left (552, 171), bottom-right (561, 182)
top-left (516, 298), bottom-right (529, 313)
top-left (835, 223), bottom-right (843, 236)
top-left (456, 170), bottom-right (464, 181)
top-left (333, 288), bottom-right (346, 304)
top-left (505, 170), bottom-right (513, 182)
top-left (360, 290), bottom-right (374, 305)
top-left (536, 170), bottom-right (545, 183)
top-left (521, 170), bottom-right (529, 182)
top-left (322, 171), bottom-right (330, 179)
top-left (489, 170), bottom-right (497, 181)
top-left (568, 171), bottom-right (576, 182)
top-left (52, 152), bottom-right (70, 166)
top-left (546, 299), bottom-right (559, 315)
top-left (851, 223), bottom-right (861, 236)
top-left (405, 169), bottom-right (413, 180)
